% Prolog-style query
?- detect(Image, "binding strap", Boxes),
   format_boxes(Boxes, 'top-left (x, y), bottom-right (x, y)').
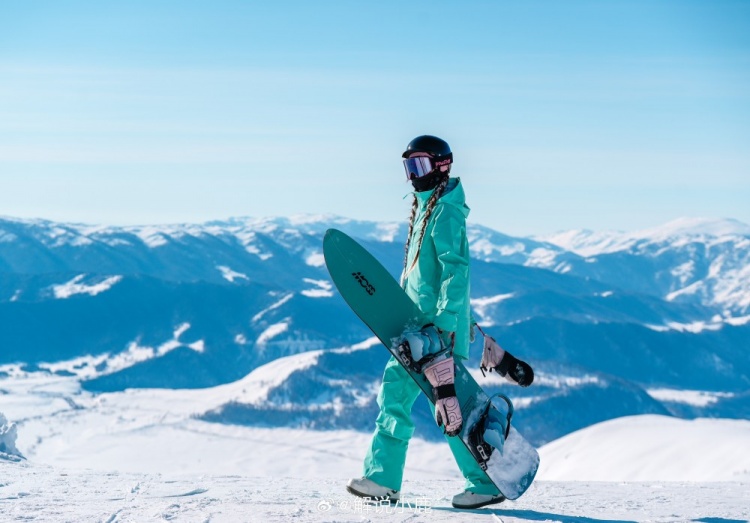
top-left (488, 393), bottom-right (514, 440)
top-left (434, 384), bottom-right (456, 400)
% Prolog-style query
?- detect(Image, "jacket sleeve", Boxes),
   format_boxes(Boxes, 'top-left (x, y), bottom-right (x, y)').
top-left (430, 204), bottom-right (470, 333)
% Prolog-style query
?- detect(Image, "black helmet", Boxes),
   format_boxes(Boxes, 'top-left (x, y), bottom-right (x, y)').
top-left (402, 135), bottom-right (453, 192)
top-left (402, 135), bottom-right (453, 162)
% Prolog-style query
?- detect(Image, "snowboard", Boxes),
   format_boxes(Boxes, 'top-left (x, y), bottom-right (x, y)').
top-left (323, 228), bottom-right (539, 500)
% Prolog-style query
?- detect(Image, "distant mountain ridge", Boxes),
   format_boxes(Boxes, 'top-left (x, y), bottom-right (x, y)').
top-left (535, 217), bottom-right (750, 315)
top-left (2, 214), bottom-right (747, 314)
top-left (537, 217), bottom-right (750, 256)
top-left (1, 214), bottom-right (748, 446)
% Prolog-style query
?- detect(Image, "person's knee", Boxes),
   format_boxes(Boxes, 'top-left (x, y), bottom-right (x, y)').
top-left (374, 411), bottom-right (416, 442)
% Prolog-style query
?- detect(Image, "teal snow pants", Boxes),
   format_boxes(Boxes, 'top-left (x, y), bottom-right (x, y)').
top-left (363, 355), bottom-right (500, 495)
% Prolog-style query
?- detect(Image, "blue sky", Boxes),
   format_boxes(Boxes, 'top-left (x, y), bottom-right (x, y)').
top-left (1, 0), bottom-right (748, 235)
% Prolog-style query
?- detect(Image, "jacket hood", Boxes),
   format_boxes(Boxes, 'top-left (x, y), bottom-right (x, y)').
top-left (414, 177), bottom-right (470, 219)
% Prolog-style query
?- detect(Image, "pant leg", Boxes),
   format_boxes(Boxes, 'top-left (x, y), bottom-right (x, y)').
top-left (363, 355), bottom-right (422, 491)
top-left (364, 354), bottom-right (499, 496)
top-left (428, 400), bottom-right (500, 495)
top-left (427, 352), bottom-right (501, 496)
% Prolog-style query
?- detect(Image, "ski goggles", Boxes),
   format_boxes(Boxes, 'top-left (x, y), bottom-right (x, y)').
top-left (403, 154), bottom-right (452, 180)
top-left (403, 156), bottom-right (435, 180)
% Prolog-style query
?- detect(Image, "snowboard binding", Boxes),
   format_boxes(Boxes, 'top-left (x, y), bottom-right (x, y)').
top-left (468, 394), bottom-right (514, 471)
top-left (396, 324), bottom-right (449, 373)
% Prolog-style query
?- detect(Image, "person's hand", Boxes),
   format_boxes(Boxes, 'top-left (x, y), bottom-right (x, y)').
top-left (424, 356), bottom-right (462, 436)
top-left (480, 334), bottom-right (534, 387)
top-left (481, 334), bottom-right (506, 370)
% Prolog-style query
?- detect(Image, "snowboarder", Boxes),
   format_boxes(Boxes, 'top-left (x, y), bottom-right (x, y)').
top-left (346, 135), bottom-right (534, 509)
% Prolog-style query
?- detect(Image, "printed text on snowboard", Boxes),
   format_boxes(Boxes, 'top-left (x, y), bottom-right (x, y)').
top-left (352, 272), bottom-right (375, 296)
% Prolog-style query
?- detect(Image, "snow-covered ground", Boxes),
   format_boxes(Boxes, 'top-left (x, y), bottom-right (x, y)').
top-left (539, 415), bottom-right (750, 482)
top-left (1, 366), bottom-right (749, 522)
top-left (3, 465), bottom-right (749, 523)
top-left (0, 368), bottom-right (458, 480)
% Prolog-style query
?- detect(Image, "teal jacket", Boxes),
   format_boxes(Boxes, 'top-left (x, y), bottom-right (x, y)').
top-left (401, 177), bottom-right (472, 359)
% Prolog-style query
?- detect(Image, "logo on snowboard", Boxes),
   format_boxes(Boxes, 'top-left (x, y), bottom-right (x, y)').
top-left (352, 272), bottom-right (375, 296)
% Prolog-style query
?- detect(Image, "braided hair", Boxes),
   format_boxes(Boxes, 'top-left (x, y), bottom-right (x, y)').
top-left (402, 174), bottom-right (451, 276)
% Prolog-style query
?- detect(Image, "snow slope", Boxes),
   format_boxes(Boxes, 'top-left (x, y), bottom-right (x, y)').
top-left (2, 361), bottom-right (750, 521)
top-left (0, 345), bottom-right (460, 481)
top-left (2, 465), bottom-right (748, 523)
top-left (539, 415), bottom-right (750, 481)
top-left (2, 362), bottom-right (750, 484)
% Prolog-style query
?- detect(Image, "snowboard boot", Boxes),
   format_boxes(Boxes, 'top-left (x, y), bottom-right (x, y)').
top-left (451, 490), bottom-right (505, 509)
top-left (346, 477), bottom-right (400, 503)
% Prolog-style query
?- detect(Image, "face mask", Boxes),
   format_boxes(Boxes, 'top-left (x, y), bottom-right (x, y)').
top-left (411, 170), bottom-right (446, 192)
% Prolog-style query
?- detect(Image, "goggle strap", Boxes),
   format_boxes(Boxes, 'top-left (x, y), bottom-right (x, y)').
top-left (433, 153), bottom-right (453, 168)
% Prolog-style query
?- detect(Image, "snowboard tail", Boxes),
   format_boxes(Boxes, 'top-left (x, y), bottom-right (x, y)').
top-left (323, 228), bottom-right (538, 500)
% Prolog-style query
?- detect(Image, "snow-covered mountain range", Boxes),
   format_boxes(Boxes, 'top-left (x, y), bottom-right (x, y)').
top-left (536, 217), bottom-right (750, 315)
top-left (1, 215), bottom-right (748, 446)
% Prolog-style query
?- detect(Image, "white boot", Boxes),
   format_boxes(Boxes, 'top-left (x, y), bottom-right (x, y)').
top-left (451, 490), bottom-right (505, 509)
top-left (346, 477), bottom-right (400, 502)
